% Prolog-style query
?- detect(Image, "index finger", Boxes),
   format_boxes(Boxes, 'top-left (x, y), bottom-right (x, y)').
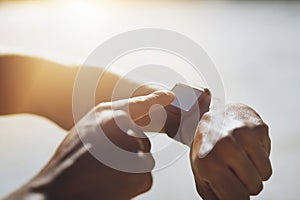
top-left (129, 90), bottom-right (175, 120)
top-left (112, 90), bottom-right (175, 121)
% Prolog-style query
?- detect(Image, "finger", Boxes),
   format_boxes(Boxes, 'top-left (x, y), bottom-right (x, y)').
top-left (128, 172), bottom-right (153, 198)
top-left (195, 179), bottom-right (219, 200)
top-left (101, 170), bottom-right (153, 199)
top-left (253, 124), bottom-right (271, 156)
top-left (100, 110), bottom-right (151, 153)
top-left (128, 90), bottom-right (175, 120)
top-left (222, 138), bottom-right (263, 195)
top-left (210, 166), bottom-right (249, 200)
top-left (234, 130), bottom-right (272, 181)
top-left (126, 123), bottom-right (151, 152)
top-left (101, 110), bottom-right (155, 172)
top-left (245, 142), bottom-right (272, 181)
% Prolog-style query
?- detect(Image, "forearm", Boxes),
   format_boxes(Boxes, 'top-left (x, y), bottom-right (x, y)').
top-left (0, 55), bottom-right (77, 129)
top-left (32, 64), bottom-right (156, 130)
top-left (0, 54), bottom-right (156, 130)
top-left (0, 55), bottom-right (41, 115)
top-left (4, 184), bottom-right (45, 200)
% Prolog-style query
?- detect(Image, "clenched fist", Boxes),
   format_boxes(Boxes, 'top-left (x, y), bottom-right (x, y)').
top-left (190, 104), bottom-right (272, 200)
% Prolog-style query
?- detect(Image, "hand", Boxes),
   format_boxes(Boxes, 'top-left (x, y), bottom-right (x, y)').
top-left (190, 104), bottom-right (272, 200)
top-left (9, 91), bottom-right (174, 200)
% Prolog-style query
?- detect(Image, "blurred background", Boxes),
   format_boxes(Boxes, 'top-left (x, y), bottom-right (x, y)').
top-left (0, 0), bottom-right (300, 199)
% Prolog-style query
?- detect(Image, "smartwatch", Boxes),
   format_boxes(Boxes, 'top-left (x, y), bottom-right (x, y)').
top-left (164, 83), bottom-right (211, 145)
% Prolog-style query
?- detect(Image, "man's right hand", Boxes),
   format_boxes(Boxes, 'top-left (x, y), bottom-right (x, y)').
top-left (6, 90), bottom-right (175, 200)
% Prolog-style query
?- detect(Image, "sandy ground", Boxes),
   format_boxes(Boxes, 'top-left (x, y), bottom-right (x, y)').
top-left (0, 1), bottom-right (300, 199)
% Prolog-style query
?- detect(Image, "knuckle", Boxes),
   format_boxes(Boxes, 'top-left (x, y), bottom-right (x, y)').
top-left (134, 96), bottom-right (147, 104)
top-left (259, 123), bottom-right (269, 132)
top-left (128, 173), bottom-right (153, 196)
top-left (216, 136), bottom-right (234, 150)
top-left (113, 110), bottom-right (131, 120)
top-left (232, 128), bottom-right (243, 139)
top-left (232, 128), bottom-right (252, 146)
top-left (261, 163), bottom-right (273, 181)
top-left (149, 91), bottom-right (161, 98)
top-left (132, 172), bottom-right (153, 193)
top-left (250, 181), bottom-right (263, 195)
top-left (232, 127), bottom-right (245, 136)
top-left (95, 102), bottom-right (111, 111)
top-left (256, 123), bottom-right (269, 136)
top-left (141, 173), bottom-right (153, 192)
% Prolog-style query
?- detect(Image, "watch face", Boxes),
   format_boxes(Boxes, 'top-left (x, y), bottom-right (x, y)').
top-left (170, 84), bottom-right (203, 112)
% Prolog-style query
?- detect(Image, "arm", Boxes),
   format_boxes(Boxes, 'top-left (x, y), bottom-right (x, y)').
top-left (5, 91), bottom-right (174, 200)
top-left (0, 54), bottom-right (155, 130)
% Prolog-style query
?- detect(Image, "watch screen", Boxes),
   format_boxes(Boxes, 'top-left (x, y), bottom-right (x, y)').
top-left (170, 84), bottom-right (202, 112)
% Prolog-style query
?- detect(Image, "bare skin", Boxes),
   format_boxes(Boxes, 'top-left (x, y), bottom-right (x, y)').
top-left (190, 104), bottom-right (272, 200)
top-left (0, 54), bottom-right (155, 130)
top-left (0, 55), bottom-right (272, 199)
top-left (5, 90), bottom-right (175, 200)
